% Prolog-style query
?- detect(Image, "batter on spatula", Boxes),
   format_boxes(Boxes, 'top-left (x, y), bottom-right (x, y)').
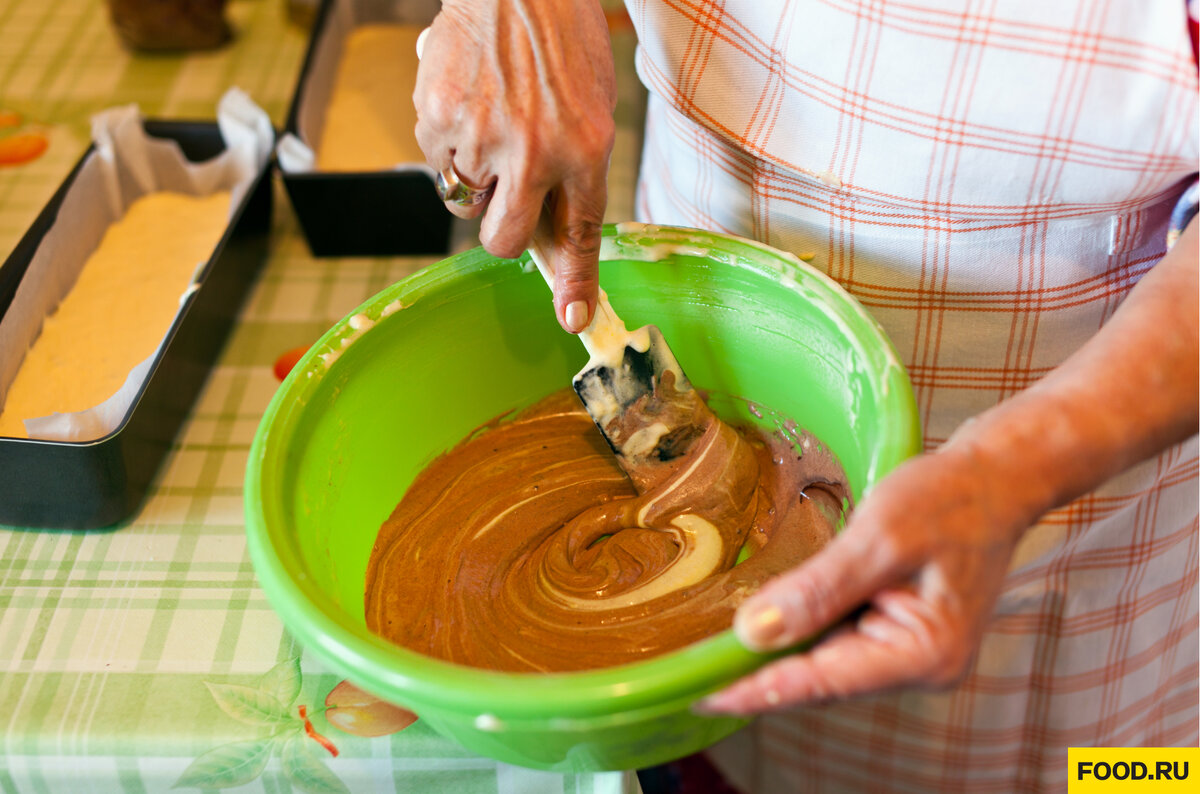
top-left (364, 376), bottom-right (849, 673)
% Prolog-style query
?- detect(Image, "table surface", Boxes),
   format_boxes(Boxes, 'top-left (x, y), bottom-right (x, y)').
top-left (0, 1), bottom-right (646, 791)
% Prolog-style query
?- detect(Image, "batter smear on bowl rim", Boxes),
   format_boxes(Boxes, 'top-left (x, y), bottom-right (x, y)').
top-left (365, 377), bottom-right (849, 673)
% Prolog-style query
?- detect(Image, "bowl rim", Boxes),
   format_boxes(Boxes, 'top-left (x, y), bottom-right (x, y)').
top-left (244, 223), bottom-right (921, 720)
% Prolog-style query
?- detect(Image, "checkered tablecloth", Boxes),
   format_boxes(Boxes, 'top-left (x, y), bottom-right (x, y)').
top-left (0, 1), bottom-right (645, 791)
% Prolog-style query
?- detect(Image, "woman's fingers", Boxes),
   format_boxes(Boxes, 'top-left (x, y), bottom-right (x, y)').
top-left (732, 516), bottom-right (919, 653)
top-left (547, 179), bottom-right (607, 332)
top-left (699, 589), bottom-right (966, 714)
top-left (478, 173), bottom-right (606, 332)
top-left (703, 449), bottom-right (1026, 715)
top-left (479, 173), bottom-right (544, 259)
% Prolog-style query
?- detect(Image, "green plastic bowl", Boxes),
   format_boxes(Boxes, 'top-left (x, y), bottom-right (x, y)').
top-left (244, 223), bottom-right (920, 772)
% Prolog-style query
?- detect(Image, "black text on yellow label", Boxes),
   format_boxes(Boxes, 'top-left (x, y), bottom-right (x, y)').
top-left (1068, 748), bottom-right (1198, 792)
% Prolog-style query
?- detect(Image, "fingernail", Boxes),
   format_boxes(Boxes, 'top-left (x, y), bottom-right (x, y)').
top-left (693, 691), bottom-right (734, 715)
top-left (415, 27), bottom-right (429, 60)
top-left (735, 602), bottom-right (787, 651)
top-left (564, 301), bottom-right (589, 333)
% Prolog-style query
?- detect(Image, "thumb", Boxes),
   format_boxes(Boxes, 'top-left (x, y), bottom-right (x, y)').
top-left (734, 525), bottom-right (916, 652)
top-left (548, 183), bottom-right (605, 333)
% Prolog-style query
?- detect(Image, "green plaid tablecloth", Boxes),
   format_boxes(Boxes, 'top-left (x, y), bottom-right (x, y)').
top-left (0, 1), bottom-right (646, 791)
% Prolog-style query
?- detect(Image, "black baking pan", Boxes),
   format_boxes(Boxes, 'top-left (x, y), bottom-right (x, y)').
top-left (0, 120), bottom-right (273, 530)
top-left (279, 0), bottom-right (452, 257)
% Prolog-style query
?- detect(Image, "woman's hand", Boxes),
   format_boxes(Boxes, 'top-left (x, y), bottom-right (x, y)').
top-left (698, 442), bottom-right (1027, 713)
top-left (700, 217), bottom-right (1198, 714)
top-left (414, 0), bottom-right (616, 333)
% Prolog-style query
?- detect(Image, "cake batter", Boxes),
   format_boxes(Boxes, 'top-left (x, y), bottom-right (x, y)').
top-left (365, 383), bottom-right (848, 673)
top-left (317, 24), bottom-right (426, 172)
top-left (0, 190), bottom-right (230, 439)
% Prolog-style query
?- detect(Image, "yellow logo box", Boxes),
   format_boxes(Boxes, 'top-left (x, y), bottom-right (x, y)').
top-left (1068, 748), bottom-right (1197, 792)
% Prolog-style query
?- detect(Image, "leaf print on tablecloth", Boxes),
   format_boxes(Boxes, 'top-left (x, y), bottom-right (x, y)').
top-left (175, 658), bottom-right (348, 791)
top-left (204, 681), bottom-right (292, 728)
top-left (173, 738), bottom-right (273, 789)
top-left (259, 655), bottom-right (302, 707)
top-left (282, 735), bottom-right (351, 794)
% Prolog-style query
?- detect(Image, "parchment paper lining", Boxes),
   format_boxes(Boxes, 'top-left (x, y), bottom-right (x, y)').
top-left (0, 88), bottom-right (273, 442)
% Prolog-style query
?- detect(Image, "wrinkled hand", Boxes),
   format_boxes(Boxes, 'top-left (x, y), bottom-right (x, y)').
top-left (699, 442), bottom-right (1029, 714)
top-left (414, 0), bottom-right (616, 333)
top-left (698, 211), bottom-right (1199, 716)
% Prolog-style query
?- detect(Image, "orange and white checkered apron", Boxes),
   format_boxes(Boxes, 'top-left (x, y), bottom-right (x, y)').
top-left (625, 0), bottom-right (1200, 791)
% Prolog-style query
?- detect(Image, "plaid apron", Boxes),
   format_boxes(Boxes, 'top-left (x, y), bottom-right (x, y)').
top-left (625, 1), bottom-right (1200, 791)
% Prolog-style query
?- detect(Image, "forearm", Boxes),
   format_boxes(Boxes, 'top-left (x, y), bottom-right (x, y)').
top-left (942, 217), bottom-right (1199, 539)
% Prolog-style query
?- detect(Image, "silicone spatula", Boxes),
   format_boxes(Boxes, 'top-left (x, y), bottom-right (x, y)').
top-left (528, 229), bottom-right (706, 472)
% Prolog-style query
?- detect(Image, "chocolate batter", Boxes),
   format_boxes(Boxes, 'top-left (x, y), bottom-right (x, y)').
top-left (365, 384), bottom-right (848, 673)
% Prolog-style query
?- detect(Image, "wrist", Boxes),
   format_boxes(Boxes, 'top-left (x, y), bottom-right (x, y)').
top-left (938, 388), bottom-right (1096, 544)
